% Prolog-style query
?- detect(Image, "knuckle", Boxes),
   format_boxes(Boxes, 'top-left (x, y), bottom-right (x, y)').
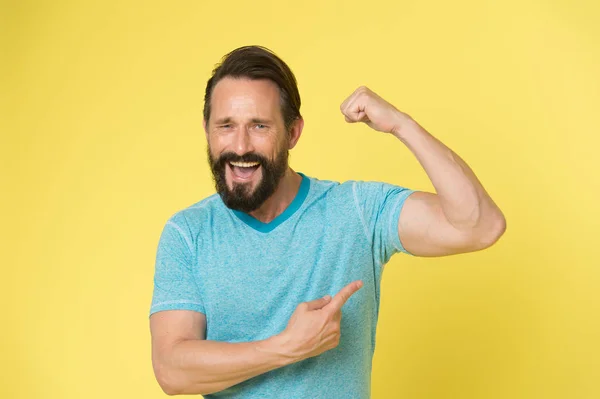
top-left (328, 309), bottom-right (339, 320)
top-left (298, 302), bottom-right (309, 311)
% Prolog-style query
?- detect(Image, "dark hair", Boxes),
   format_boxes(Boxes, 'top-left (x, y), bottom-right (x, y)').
top-left (203, 45), bottom-right (302, 130)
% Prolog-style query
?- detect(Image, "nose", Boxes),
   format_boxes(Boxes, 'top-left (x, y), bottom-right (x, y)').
top-left (232, 127), bottom-right (254, 155)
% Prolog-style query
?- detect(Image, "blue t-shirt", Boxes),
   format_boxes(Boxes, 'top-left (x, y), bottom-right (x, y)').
top-left (150, 173), bottom-right (415, 398)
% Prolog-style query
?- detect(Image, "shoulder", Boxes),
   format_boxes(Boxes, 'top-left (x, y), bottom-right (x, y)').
top-left (302, 174), bottom-right (407, 207)
top-left (174, 193), bottom-right (222, 219)
top-left (162, 194), bottom-right (224, 235)
top-left (300, 175), bottom-right (392, 221)
top-left (350, 179), bottom-right (414, 199)
top-left (307, 175), bottom-right (401, 201)
top-left (302, 173), bottom-right (357, 201)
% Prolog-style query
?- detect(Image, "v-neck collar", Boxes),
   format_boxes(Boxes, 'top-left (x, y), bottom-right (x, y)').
top-left (230, 173), bottom-right (310, 233)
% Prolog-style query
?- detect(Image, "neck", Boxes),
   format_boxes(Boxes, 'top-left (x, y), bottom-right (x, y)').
top-left (248, 168), bottom-right (302, 223)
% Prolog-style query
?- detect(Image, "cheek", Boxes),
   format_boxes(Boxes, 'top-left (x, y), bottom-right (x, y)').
top-left (261, 133), bottom-right (287, 155)
top-left (208, 136), bottom-right (228, 155)
top-left (274, 135), bottom-right (290, 155)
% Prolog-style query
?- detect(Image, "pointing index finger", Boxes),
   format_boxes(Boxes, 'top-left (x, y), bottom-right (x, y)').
top-left (328, 280), bottom-right (364, 312)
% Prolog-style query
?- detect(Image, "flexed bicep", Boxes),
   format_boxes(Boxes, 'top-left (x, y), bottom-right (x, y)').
top-left (398, 191), bottom-right (479, 257)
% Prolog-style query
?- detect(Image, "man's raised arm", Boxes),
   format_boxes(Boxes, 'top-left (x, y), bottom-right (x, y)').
top-left (340, 86), bottom-right (506, 257)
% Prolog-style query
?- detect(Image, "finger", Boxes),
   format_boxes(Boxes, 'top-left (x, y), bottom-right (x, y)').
top-left (340, 86), bottom-right (366, 115)
top-left (342, 91), bottom-right (358, 116)
top-left (327, 280), bottom-right (363, 311)
top-left (345, 111), bottom-right (369, 124)
top-left (340, 93), bottom-right (357, 116)
top-left (340, 87), bottom-right (362, 112)
top-left (304, 295), bottom-right (332, 311)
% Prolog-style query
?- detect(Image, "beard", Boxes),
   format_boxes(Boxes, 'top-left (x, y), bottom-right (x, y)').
top-left (207, 145), bottom-right (289, 213)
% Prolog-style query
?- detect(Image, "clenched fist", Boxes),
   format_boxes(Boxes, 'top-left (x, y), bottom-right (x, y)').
top-left (340, 86), bottom-right (412, 136)
top-left (276, 280), bottom-right (363, 362)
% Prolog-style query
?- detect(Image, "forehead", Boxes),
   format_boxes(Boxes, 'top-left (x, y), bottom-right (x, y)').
top-left (210, 77), bottom-right (281, 120)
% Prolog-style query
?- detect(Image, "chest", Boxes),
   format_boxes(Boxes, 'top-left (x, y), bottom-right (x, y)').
top-left (194, 216), bottom-right (376, 342)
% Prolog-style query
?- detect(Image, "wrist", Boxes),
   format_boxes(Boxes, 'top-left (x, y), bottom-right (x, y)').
top-left (257, 333), bottom-right (298, 367)
top-left (391, 114), bottom-right (424, 142)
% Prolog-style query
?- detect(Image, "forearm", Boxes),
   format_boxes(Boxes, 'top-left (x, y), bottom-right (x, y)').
top-left (155, 335), bottom-right (292, 395)
top-left (393, 116), bottom-right (504, 232)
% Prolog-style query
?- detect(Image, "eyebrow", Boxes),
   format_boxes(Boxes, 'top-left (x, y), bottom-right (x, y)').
top-left (213, 117), bottom-right (274, 125)
top-left (214, 117), bottom-right (233, 125)
top-left (250, 118), bottom-right (273, 124)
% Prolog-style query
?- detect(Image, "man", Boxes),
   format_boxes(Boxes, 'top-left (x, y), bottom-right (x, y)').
top-left (149, 45), bottom-right (506, 398)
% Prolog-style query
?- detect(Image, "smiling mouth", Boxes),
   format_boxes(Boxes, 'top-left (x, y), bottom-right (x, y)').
top-left (229, 161), bottom-right (261, 180)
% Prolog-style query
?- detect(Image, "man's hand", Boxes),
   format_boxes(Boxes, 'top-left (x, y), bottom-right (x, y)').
top-left (340, 86), bottom-right (412, 136)
top-left (276, 280), bottom-right (364, 362)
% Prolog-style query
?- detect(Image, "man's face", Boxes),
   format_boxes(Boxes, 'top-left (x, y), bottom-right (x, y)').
top-left (205, 77), bottom-right (291, 212)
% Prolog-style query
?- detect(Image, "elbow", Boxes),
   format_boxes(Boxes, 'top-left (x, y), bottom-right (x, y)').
top-left (151, 341), bottom-right (214, 396)
top-left (162, 387), bottom-right (180, 397)
top-left (155, 369), bottom-right (212, 396)
top-left (161, 384), bottom-right (182, 397)
top-left (478, 212), bottom-right (507, 249)
top-left (156, 376), bottom-right (197, 397)
top-left (155, 368), bottom-right (182, 396)
top-left (154, 362), bottom-right (191, 396)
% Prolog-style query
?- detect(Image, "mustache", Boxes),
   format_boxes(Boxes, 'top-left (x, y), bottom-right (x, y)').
top-left (214, 152), bottom-right (268, 166)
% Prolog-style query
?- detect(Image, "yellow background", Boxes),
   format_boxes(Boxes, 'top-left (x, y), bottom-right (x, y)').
top-left (3, 0), bottom-right (599, 398)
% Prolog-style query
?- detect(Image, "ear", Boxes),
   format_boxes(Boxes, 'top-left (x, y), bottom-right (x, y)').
top-left (288, 117), bottom-right (304, 150)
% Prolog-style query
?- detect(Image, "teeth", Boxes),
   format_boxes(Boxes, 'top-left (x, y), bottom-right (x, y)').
top-left (230, 161), bottom-right (260, 168)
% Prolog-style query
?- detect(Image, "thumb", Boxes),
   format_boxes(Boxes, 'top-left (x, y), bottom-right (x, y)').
top-left (304, 295), bottom-right (332, 311)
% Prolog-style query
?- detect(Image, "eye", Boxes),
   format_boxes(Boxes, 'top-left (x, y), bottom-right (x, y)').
top-left (220, 124), bottom-right (232, 129)
top-left (255, 123), bottom-right (267, 129)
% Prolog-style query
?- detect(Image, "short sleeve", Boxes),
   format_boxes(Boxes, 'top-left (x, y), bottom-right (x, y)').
top-left (149, 214), bottom-right (205, 316)
top-left (353, 181), bottom-right (416, 265)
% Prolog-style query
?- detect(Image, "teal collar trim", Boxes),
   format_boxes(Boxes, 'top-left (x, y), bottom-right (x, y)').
top-left (231, 172), bottom-right (310, 233)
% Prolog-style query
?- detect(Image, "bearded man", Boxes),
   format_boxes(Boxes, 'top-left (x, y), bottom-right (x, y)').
top-left (149, 45), bottom-right (506, 398)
